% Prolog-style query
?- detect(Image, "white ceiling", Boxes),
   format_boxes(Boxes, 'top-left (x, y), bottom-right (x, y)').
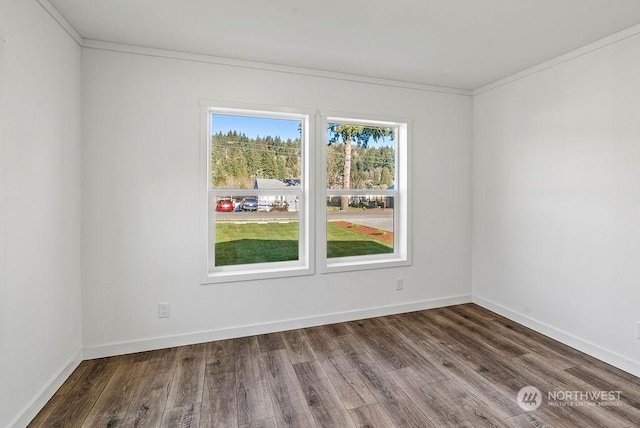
top-left (49, 0), bottom-right (640, 90)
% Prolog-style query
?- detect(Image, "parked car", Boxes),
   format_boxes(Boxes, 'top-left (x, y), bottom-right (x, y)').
top-left (257, 202), bottom-right (272, 212)
top-left (216, 198), bottom-right (234, 212)
top-left (272, 200), bottom-right (289, 212)
top-left (241, 197), bottom-right (259, 211)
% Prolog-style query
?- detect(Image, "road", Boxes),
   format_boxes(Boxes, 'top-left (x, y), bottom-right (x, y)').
top-left (216, 208), bottom-right (394, 232)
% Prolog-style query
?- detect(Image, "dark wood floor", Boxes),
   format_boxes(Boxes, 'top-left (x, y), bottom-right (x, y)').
top-left (30, 304), bottom-right (640, 427)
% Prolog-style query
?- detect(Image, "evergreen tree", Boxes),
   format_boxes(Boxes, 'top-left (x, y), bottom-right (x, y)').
top-left (380, 166), bottom-right (393, 187)
top-left (327, 124), bottom-right (395, 210)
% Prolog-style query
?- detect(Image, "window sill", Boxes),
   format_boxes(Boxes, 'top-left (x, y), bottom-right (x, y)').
top-left (322, 256), bottom-right (411, 274)
top-left (201, 263), bottom-right (313, 285)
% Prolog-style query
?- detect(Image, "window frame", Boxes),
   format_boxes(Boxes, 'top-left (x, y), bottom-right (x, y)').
top-left (200, 101), bottom-right (315, 284)
top-left (318, 112), bottom-right (412, 273)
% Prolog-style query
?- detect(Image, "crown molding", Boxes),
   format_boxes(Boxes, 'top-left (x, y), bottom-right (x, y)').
top-left (474, 23), bottom-right (640, 95)
top-left (82, 39), bottom-right (472, 97)
top-left (36, 0), bottom-right (82, 46)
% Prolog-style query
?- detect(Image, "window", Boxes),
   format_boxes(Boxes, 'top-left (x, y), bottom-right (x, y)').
top-left (320, 114), bottom-right (411, 272)
top-left (201, 103), bottom-right (314, 283)
top-left (201, 103), bottom-right (410, 283)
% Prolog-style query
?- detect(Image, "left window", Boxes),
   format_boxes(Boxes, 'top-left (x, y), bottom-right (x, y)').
top-left (201, 104), bottom-right (314, 283)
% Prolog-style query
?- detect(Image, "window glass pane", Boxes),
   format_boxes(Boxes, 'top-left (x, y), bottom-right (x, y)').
top-left (212, 114), bottom-right (302, 189)
top-left (327, 196), bottom-right (394, 258)
top-left (209, 111), bottom-right (305, 272)
top-left (326, 123), bottom-right (395, 191)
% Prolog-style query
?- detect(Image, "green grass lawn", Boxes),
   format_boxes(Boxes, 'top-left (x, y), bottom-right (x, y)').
top-left (326, 224), bottom-right (393, 258)
top-left (215, 222), bottom-right (393, 266)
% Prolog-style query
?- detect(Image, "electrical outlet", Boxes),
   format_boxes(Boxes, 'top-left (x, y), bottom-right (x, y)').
top-left (396, 278), bottom-right (404, 291)
top-left (159, 303), bottom-right (170, 318)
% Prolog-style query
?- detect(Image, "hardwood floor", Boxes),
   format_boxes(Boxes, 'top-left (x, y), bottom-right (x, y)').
top-left (29, 304), bottom-right (640, 427)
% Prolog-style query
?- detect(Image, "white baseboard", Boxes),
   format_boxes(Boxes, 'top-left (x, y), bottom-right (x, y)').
top-left (472, 295), bottom-right (640, 378)
top-left (83, 294), bottom-right (472, 359)
top-left (11, 348), bottom-right (83, 428)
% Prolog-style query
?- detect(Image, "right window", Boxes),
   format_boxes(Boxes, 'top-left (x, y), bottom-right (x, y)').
top-left (322, 115), bottom-right (411, 271)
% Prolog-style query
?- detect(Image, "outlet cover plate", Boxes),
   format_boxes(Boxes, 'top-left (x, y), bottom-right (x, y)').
top-left (159, 303), bottom-right (170, 318)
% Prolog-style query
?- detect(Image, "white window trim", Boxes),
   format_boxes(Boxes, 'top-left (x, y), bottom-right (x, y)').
top-left (317, 111), bottom-right (412, 274)
top-left (200, 101), bottom-right (315, 284)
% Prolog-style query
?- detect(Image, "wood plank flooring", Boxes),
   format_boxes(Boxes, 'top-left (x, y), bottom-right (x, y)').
top-left (29, 304), bottom-right (640, 427)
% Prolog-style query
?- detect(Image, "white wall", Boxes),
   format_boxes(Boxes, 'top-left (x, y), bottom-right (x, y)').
top-left (81, 46), bottom-right (472, 355)
top-left (0, 1), bottom-right (82, 426)
top-left (473, 32), bottom-right (640, 375)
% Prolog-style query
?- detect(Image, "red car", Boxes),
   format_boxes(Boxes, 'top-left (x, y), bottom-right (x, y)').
top-left (216, 198), bottom-right (234, 212)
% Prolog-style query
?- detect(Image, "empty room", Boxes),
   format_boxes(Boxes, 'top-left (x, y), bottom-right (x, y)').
top-left (2, 0), bottom-right (640, 426)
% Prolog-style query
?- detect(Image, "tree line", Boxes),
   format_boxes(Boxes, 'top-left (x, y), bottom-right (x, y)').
top-left (327, 143), bottom-right (394, 190)
top-left (211, 129), bottom-right (395, 192)
top-left (211, 131), bottom-right (301, 188)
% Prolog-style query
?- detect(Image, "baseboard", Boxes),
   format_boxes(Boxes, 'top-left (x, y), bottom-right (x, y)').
top-left (472, 295), bottom-right (640, 378)
top-left (83, 294), bottom-right (472, 359)
top-left (11, 348), bottom-right (83, 428)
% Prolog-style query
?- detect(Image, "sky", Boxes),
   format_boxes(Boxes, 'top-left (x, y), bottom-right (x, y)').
top-left (212, 114), bottom-right (301, 141)
top-left (211, 114), bottom-right (395, 148)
